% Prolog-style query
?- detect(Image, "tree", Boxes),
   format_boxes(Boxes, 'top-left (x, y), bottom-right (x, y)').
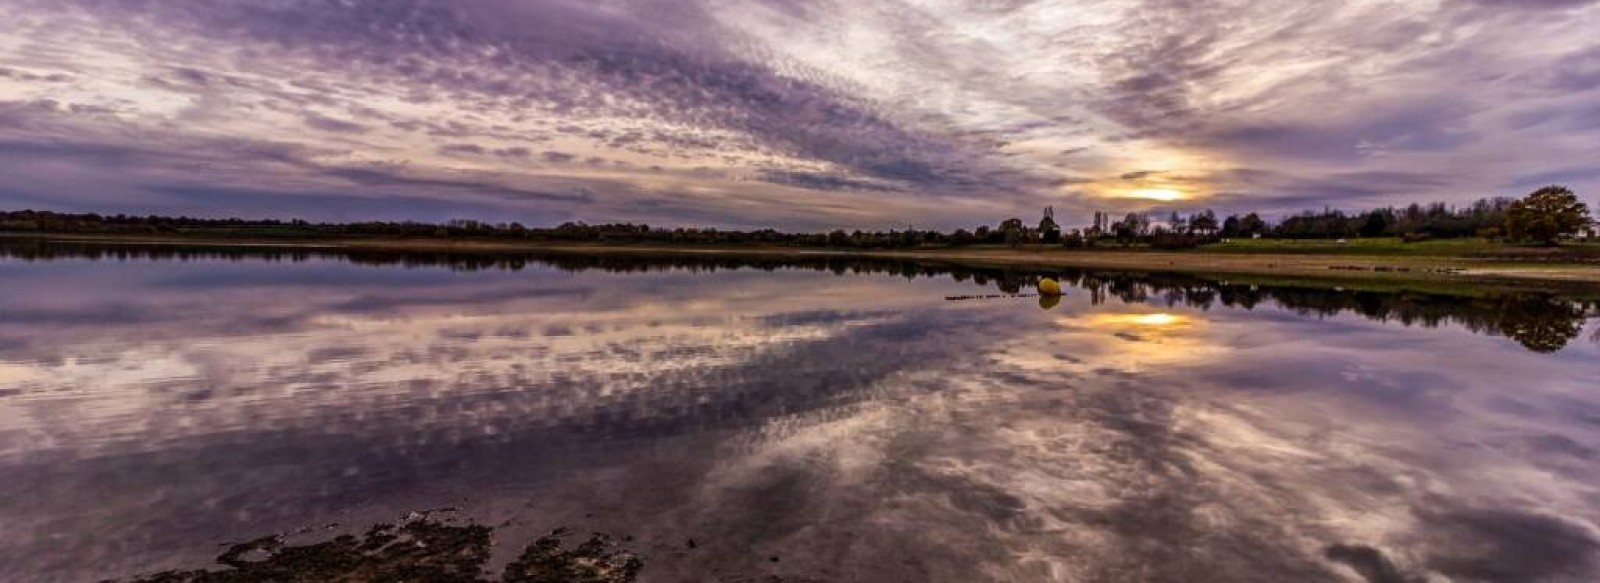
top-left (1241, 213), bottom-right (1267, 237)
top-left (1113, 220), bottom-right (1137, 247)
top-left (1191, 210), bottom-right (1218, 235)
top-left (1221, 215), bottom-right (1242, 238)
top-left (1000, 217), bottom-right (1026, 247)
top-left (1123, 212), bottom-right (1149, 236)
top-left (1038, 207), bottom-right (1061, 243)
top-left (1360, 210), bottom-right (1389, 238)
top-left (1505, 185), bottom-right (1591, 245)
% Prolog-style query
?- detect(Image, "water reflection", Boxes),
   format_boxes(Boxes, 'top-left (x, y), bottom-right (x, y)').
top-left (2, 239), bottom-right (1599, 582)
top-left (1038, 294), bottom-right (1062, 311)
top-left (5, 238), bottom-right (1594, 353)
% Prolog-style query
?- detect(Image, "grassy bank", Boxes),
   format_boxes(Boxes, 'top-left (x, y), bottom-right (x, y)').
top-left (1209, 237), bottom-right (1600, 258)
top-left (8, 232), bottom-right (1600, 296)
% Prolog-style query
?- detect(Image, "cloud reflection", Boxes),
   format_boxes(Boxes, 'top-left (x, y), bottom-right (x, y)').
top-left (0, 249), bottom-right (1597, 581)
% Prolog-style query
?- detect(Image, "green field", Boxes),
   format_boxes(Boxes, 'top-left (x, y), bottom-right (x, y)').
top-left (1206, 237), bottom-right (1600, 258)
top-left (10, 231), bottom-right (1600, 294)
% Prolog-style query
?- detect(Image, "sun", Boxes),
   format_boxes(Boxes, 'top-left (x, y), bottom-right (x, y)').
top-left (1126, 188), bottom-right (1186, 202)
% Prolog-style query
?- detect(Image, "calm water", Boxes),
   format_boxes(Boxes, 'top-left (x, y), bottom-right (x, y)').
top-left (3, 242), bottom-right (1599, 582)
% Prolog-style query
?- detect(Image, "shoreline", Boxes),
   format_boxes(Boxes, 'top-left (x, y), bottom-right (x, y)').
top-left (8, 232), bottom-right (1600, 295)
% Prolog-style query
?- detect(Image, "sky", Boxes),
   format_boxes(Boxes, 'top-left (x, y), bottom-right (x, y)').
top-left (1, 0), bottom-right (1598, 230)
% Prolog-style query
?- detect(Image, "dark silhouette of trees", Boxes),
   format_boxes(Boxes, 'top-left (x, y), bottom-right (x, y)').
top-left (1000, 217), bottom-right (1026, 247)
top-left (1256, 198), bottom-right (1516, 240)
top-left (0, 210), bottom-right (979, 250)
top-left (1505, 185), bottom-right (1591, 245)
top-left (1038, 207), bottom-right (1061, 244)
top-left (1241, 213), bottom-right (1267, 237)
top-left (1360, 211), bottom-right (1389, 238)
top-left (1111, 212), bottom-right (1147, 247)
top-left (1, 187), bottom-right (1590, 251)
top-left (1221, 215), bottom-right (1243, 237)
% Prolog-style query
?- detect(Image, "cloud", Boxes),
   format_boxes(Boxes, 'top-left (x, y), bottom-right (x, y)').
top-left (0, 66), bottom-right (71, 83)
top-left (318, 166), bottom-right (594, 203)
top-left (1456, 0), bottom-right (1598, 12)
top-left (440, 144), bottom-right (533, 159)
top-left (757, 170), bottom-right (901, 193)
top-left (438, 143), bottom-right (486, 156)
top-left (0, 0), bottom-right (1596, 226)
top-left (540, 151), bottom-right (577, 164)
top-left (301, 112), bottom-right (369, 134)
top-left (1510, 166), bottom-right (1600, 189)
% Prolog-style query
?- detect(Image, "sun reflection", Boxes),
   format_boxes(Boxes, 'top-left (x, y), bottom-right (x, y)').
top-left (1127, 313), bottom-right (1181, 326)
top-left (1040, 311), bottom-right (1221, 373)
top-left (1094, 313), bottom-right (1187, 327)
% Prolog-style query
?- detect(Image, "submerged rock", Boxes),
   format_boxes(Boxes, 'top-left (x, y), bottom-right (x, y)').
top-left (126, 518), bottom-right (642, 583)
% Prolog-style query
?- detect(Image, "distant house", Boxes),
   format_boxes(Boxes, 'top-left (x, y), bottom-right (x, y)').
top-left (1584, 220), bottom-right (1600, 242)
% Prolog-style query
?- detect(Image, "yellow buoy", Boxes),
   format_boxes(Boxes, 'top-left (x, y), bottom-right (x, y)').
top-left (1037, 278), bottom-right (1063, 296)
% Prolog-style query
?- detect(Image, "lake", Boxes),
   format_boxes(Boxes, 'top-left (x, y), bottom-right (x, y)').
top-left (2, 241), bottom-right (1599, 582)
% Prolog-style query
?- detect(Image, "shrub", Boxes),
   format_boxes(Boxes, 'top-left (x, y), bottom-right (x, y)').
top-left (1151, 232), bottom-right (1205, 250)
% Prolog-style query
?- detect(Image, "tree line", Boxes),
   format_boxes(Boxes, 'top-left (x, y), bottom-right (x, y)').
top-left (2, 186), bottom-right (1591, 249)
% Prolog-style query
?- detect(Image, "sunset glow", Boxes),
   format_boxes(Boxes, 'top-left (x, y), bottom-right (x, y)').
top-left (1125, 189), bottom-right (1188, 202)
top-left (1125, 313), bottom-right (1183, 326)
top-left (5, 2), bottom-right (1600, 578)
top-left (1, 1), bottom-right (1595, 227)
top-left (1089, 313), bottom-right (1191, 328)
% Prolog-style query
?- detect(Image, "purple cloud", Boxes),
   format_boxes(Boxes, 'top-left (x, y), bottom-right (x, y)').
top-left (0, 0), bottom-right (1596, 227)
top-left (301, 112), bottom-right (369, 134)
